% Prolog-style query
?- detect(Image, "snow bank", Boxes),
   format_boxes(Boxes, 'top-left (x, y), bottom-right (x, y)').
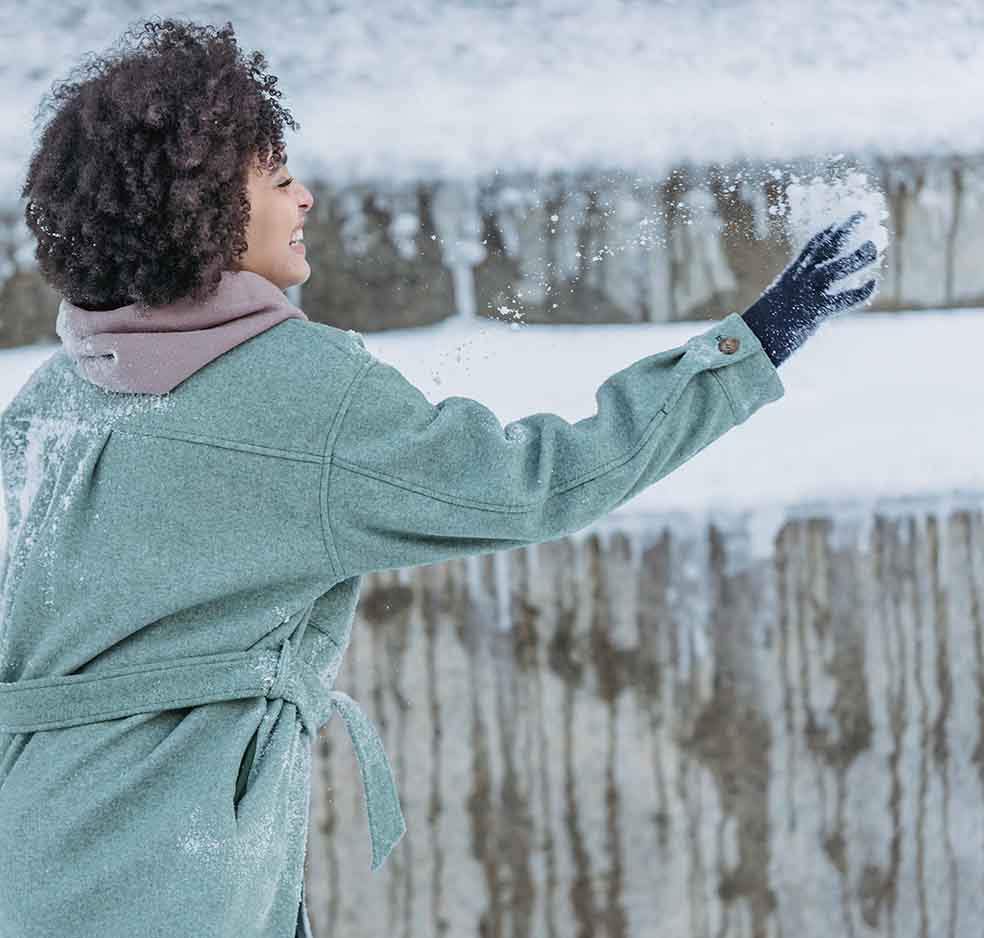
top-left (3, 0), bottom-right (982, 195)
top-left (2, 302), bottom-right (981, 568)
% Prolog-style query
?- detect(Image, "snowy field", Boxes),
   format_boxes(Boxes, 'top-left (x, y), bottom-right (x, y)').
top-left (3, 303), bottom-right (983, 566)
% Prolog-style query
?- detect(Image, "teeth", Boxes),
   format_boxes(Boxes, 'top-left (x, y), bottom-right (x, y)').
top-left (290, 230), bottom-right (304, 244)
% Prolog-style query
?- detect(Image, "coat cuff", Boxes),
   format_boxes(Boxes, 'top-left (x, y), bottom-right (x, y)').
top-left (683, 311), bottom-right (786, 424)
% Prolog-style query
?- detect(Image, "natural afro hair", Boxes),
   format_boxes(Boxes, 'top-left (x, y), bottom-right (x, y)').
top-left (19, 17), bottom-right (299, 311)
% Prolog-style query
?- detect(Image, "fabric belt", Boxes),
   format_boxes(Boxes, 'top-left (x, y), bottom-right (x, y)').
top-left (0, 638), bottom-right (405, 871)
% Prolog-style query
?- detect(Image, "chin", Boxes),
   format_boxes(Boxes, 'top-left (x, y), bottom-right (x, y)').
top-left (271, 261), bottom-right (310, 290)
top-left (290, 264), bottom-right (311, 288)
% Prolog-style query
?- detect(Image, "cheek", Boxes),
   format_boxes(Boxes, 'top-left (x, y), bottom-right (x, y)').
top-left (247, 201), bottom-right (285, 249)
top-left (259, 225), bottom-right (289, 255)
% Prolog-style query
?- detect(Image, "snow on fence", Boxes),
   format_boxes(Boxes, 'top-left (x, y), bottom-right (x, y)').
top-left (2, 152), bottom-right (981, 349)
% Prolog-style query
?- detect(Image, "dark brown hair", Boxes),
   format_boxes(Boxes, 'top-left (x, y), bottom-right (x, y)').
top-left (20, 17), bottom-right (299, 310)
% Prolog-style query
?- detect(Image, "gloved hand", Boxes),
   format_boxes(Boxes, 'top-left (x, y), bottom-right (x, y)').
top-left (742, 211), bottom-right (879, 368)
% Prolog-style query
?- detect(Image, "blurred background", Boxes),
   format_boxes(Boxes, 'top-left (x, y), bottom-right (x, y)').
top-left (2, 1), bottom-right (983, 935)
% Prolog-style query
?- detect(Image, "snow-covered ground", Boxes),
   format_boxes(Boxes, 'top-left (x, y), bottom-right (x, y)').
top-left (3, 304), bottom-right (983, 566)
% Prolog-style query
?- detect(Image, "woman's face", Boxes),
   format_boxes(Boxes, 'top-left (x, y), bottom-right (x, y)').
top-left (231, 151), bottom-right (313, 290)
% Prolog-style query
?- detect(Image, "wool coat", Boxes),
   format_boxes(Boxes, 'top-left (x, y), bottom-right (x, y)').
top-left (0, 303), bottom-right (784, 937)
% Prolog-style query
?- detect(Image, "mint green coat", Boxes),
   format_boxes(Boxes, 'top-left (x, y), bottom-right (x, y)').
top-left (0, 311), bottom-right (783, 936)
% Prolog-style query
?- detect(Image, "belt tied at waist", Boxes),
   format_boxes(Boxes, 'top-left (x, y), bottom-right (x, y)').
top-left (0, 638), bottom-right (406, 871)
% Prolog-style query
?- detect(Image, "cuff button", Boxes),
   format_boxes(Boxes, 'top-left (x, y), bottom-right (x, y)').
top-left (717, 336), bottom-right (740, 354)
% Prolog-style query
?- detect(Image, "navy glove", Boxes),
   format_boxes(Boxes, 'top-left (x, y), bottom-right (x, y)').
top-left (742, 211), bottom-right (879, 368)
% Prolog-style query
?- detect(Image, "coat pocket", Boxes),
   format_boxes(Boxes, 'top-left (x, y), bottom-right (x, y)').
top-left (233, 728), bottom-right (258, 815)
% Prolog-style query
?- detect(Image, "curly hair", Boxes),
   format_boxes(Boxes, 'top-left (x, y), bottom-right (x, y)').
top-left (20, 17), bottom-right (300, 311)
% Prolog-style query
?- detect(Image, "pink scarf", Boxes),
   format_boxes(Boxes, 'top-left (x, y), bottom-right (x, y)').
top-left (55, 270), bottom-right (309, 395)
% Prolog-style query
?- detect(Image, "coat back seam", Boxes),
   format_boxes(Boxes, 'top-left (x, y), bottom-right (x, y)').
top-left (111, 426), bottom-right (322, 463)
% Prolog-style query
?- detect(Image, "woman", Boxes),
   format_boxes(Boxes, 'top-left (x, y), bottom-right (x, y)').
top-left (0, 16), bottom-right (878, 938)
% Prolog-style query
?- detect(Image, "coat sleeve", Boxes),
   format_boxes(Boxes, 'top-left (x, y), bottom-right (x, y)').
top-left (322, 311), bottom-right (784, 579)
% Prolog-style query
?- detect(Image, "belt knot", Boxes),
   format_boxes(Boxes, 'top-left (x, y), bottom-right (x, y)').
top-left (261, 638), bottom-right (406, 869)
